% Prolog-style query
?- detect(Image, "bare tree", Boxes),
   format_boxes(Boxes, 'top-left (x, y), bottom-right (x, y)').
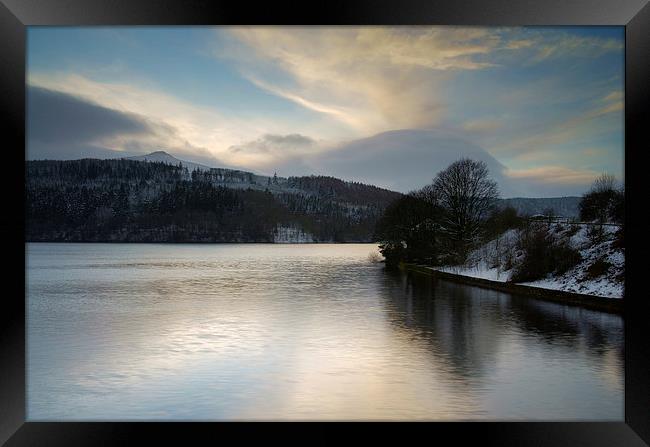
top-left (591, 173), bottom-right (618, 193)
top-left (579, 173), bottom-right (624, 223)
top-left (591, 173), bottom-right (617, 193)
top-left (412, 183), bottom-right (438, 205)
top-left (433, 158), bottom-right (499, 260)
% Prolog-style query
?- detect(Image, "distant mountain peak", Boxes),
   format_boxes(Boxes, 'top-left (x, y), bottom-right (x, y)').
top-left (148, 150), bottom-right (172, 156)
top-left (125, 151), bottom-right (213, 172)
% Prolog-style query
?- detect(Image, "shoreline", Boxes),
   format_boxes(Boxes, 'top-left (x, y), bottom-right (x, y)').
top-left (401, 263), bottom-right (623, 314)
top-left (24, 240), bottom-right (377, 244)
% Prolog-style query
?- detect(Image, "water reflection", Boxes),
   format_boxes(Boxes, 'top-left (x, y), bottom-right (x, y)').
top-left (27, 243), bottom-right (623, 421)
top-left (381, 271), bottom-right (623, 368)
top-left (378, 271), bottom-right (623, 419)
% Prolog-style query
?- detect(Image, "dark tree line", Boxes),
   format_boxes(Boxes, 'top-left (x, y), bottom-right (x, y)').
top-left (287, 175), bottom-right (400, 206)
top-left (376, 163), bottom-right (624, 284)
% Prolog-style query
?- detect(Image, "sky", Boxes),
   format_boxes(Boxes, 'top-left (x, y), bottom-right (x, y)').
top-left (26, 26), bottom-right (624, 197)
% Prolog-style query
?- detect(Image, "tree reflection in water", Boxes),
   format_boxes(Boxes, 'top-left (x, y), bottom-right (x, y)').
top-left (378, 269), bottom-right (623, 387)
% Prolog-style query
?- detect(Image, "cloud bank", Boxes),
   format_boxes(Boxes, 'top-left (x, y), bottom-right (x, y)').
top-left (26, 86), bottom-right (225, 167)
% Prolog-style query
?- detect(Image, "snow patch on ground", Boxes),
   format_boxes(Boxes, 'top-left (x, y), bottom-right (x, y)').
top-left (438, 229), bottom-right (518, 282)
top-left (521, 224), bottom-right (623, 298)
top-left (273, 225), bottom-right (315, 243)
top-left (438, 264), bottom-right (508, 282)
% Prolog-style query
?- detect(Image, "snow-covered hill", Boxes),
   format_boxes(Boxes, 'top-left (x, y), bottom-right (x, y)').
top-left (124, 151), bottom-right (283, 191)
top-left (27, 158), bottom-right (402, 243)
top-left (122, 152), bottom-right (403, 204)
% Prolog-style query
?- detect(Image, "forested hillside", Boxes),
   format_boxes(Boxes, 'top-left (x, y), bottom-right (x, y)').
top-left (497, 197), bottom-right (581, 218)
top-left (26, 159), bottom-right (402, 242)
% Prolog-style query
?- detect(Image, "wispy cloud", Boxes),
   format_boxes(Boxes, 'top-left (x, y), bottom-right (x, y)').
top-left (527, 32), bottom-right (623, 63)
top-left (218, 27), bottom-right (500, 133)
top-left (591, 90), bottom-right (624, 116)
top-left (462, 118), bottom-right (504, 133)
top-left (227, 133), bottom-right (323, 170)
top-left (486, 85), bottom-right (624, 164)
top-left (218, 27), bottom-right (623, 137)
top-left (243, 75), bottom-right (373, 132)
top-left (505, 166), bottom-right (600, 185)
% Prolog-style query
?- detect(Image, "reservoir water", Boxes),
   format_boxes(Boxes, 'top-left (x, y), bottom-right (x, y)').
top-left (26, 243), bottom-right (623, 420)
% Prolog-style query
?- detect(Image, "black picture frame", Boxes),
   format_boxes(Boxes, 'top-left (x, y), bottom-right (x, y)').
top-left (2, 0), bottom-right (648, 445)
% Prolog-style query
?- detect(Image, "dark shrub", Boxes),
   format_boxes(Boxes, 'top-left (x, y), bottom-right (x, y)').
top-left (378, 241), bottom-right (407, 268)
top-left (585, 258), bottom-right (612, 279)
top-left (554, 246), bottom-right (582, 275)
top-left (511, 224), bottom-right (582, 283)
top-left (375, 194), bottom-right (440, 268)
top-left (483, 206), bottom-right (524, 241)
top-left (579, 180), bottom-right (624, 223)
top-left (586, 224), bottom-right (606, 244)
top-left (612, 191), bottom-right (624, 222)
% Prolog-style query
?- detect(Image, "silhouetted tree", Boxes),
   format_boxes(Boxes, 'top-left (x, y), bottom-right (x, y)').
top-left (375, 192), bottom-right (441, 268)
top-left (579, 174), bottom-right (624, 223)
top-left (432, 158), bottom-right (499, 262)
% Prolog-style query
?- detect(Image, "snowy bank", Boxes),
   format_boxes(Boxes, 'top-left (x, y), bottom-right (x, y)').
top-left (405, 263), bottom-right (622, 313)
top-left (434, 223), bottom-right (623, 299)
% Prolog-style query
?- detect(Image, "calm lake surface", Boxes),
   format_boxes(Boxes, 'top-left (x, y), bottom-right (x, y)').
top-left (26, 243), bottom-right (623, 420)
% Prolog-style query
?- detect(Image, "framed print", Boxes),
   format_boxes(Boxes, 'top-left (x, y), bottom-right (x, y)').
top-left (1, 0), bottom-right (649, 445)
